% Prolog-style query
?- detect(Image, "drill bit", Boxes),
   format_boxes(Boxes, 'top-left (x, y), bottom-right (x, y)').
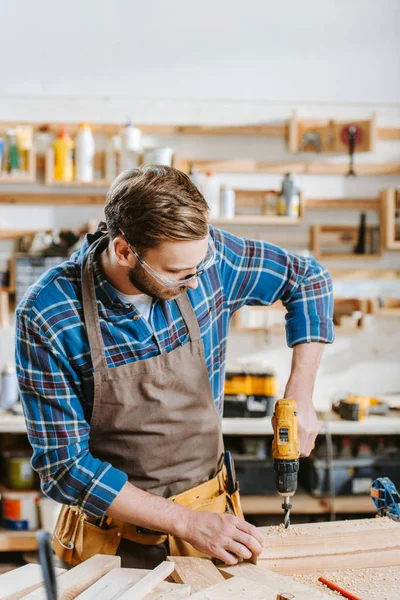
top-left (282, 496), bottom-right (291, 529)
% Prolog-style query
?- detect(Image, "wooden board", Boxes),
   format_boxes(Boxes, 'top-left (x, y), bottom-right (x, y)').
top-left (117, 561), bottom-right (175, 600)
top-left (0, 564), bottom-right (65, 600)
top-left (220, 563), bottom-right (332, 600)
top-left (257, 518), bottom-right (400, 574)
top-left (23, 555), bottom-right (120, 600)
top-left (187, 575), bottom-right (278, 599)
top-left (167, 556), bottom-right (224, 593)
top-left (75, 567), bottom-right (189, 600)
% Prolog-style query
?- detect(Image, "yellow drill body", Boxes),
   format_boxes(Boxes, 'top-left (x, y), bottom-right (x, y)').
top-left (272, 398), bottom-right (300, 528)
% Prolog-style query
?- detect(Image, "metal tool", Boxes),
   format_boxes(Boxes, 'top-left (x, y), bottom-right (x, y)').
top-left (272, 399), bottom-right (300, 528)
top-left (37, 530), bottom-right (58, 600)
top-left (370, 477), bottom-right (400, 522)
top-left (224, 450), bottom-right (238, 495)
top-left (341, 123), bottom-right (363, 177)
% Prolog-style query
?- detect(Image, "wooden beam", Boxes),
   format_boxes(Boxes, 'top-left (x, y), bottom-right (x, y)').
top-left (257, 518), bottom-right (400, 574)
top-left (23, 555), bottom-right (121, 600)
top-left (0, 564), bottom-right (65, 600)
top-left (118, 561), bottom-right (175, 600)
top-left (144, 584), bottom-right (191, 599)
top-left (167, 557), bottom-right (224, 593)
top-left (219, 564), bottom-right (332, 600)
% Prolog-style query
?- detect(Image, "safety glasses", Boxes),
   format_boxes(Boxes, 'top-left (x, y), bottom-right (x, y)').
top-left (120, 230), bottom-right (217, 288)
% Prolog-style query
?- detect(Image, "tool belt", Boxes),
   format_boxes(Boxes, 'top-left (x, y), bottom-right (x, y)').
top-left (52, 465), bottom-right (243, 566)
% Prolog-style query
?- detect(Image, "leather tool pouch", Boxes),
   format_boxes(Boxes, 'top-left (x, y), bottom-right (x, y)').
top-left (52, 504), bottom-right (123, 566)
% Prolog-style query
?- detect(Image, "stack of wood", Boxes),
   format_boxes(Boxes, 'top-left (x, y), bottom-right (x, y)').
top-left (0, 518), bottom-right (399, 600)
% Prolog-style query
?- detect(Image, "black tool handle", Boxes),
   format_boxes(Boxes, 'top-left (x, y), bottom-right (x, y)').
top-left (37, 530), bottom-right (58, 600)
top-left (224, 450), bottom-right (238, 494)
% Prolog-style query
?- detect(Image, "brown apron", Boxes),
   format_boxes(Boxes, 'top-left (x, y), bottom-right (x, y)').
top-left (54, 233), bottom-right (232, 567)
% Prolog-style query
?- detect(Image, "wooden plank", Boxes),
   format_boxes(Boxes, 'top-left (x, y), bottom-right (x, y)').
top-left (257, 518), bottom-right (400, 574)
top-left (144, 583), bottom-right (191, 599)
top-left (23, 555), bottom-right (121, 600)
top-left (0, 564), bottom-right (65, 600)
top-left (0, 528), bottom-right (37, 552)
top-left (188, 575), bottom-right (278, 599)
top-left (74, 567), bottom-right (189, 600)
top-left (0, 193), bottom-right (107, 205)
top-left (220, 563), bottom-right (332, 600)
top-left (167, 556), bottom-right (224, 593)
top-left (117, 561), bottom-right (174, 600)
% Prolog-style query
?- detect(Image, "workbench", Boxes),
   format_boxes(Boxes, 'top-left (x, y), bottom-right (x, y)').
top-left (1, 411), bottom-right (399, 555)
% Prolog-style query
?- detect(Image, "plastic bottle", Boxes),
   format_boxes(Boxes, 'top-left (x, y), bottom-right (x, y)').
top-left (279, 172), bottom-right (299, 217)
top-left (0, 364), bottom-right (19, 410)
top-left (7, 130), bottom-right (20, 175)
top-left (188, 162), bottom-right (202, 190)
top-left (220, 186), bottom-right (236, 219)
top-left (53, 127), bottom-right (74, 182)
top-left (120, 122), bottom-right (141, 171)
top-left (105, 135), bottom-right (120, 181)
top-left (202, 172), bottom-right (220, 218)
top-left (75, 122), bottom-right (95, 182)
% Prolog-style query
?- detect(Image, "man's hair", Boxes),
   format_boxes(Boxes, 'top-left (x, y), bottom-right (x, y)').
top-left (104, 165), bottom-right (209, 251)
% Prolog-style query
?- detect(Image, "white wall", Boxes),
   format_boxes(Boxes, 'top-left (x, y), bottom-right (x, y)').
top-left (2, 0), bottom-right (400, 104)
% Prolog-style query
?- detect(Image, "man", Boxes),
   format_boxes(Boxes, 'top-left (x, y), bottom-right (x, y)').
top-left (15, 166), bottom-right (334, 568)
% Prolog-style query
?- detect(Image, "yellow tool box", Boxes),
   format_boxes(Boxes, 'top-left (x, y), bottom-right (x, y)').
top-left (223, 370), bottom-right (278, 418)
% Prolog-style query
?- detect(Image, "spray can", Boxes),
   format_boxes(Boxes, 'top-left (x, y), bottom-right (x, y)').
top-left (75, 122), bottom-right (95, 182)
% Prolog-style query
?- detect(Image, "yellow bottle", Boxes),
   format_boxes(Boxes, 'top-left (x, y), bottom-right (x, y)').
top-left (53, 127), bottom-right (74, 182)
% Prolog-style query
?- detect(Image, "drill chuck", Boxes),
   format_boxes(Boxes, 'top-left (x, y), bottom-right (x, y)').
top-left (274, 459), bottom-right (299, 496)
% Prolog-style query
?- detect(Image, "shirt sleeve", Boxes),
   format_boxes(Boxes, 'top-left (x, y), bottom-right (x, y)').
top-left (15, 310), bottom-right (128, 518)
top-left (212, 227), bottom-right (334, 347)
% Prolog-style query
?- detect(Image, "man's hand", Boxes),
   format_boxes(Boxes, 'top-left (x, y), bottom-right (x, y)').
top-left (178, 511), bottom-right (264, 565)
top-left (296, 401), bottom-right (320, 457)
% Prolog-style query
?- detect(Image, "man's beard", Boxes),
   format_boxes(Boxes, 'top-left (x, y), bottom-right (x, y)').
top-left (128, 263), bottom-right (189, 300)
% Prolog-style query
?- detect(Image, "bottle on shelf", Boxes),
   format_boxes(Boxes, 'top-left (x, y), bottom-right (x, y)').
top-left (202, 171), bottom-right (220, 218)
top-left (75, 122), bottom-right (95, 182)
top-left (120, 122), bottom-right (142, 171)
top-left (279, 172), bottom-right (300, 217)
top-left (188, 162), bottom-right (202, 190)
top-left (15, 126), bottom-right (33, 173)
top-left (0, 137), bottom-right (4, 172)
top-left (105, 135), bottom-right (120, 181)
top-left (53, 127), bottom-right (74, 182)
top-left (7, 130), bottom-right (20, 175)
top-left (220, 186), bottom-right (236, 219)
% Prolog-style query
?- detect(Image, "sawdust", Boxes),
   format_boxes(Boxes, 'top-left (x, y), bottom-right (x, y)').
top-left (292, 566), bottom-right (400, 599)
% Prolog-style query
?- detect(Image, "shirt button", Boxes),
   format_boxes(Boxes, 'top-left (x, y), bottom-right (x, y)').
top-left (132, 315), bottom-right (140, 321)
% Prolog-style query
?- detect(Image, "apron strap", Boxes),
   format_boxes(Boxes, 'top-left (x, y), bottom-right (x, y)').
top-left (81, 234), bottom-right (109, 371)
top-left (176, 293), bottom-right (202, 342)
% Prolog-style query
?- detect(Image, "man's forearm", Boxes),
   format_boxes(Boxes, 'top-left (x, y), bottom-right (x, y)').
top-left (283, 342), bottom-right (325, 456)
top-left (284, 342), bottom-right (325, 401)
top-left (106, 480), bottom-right (189, 538)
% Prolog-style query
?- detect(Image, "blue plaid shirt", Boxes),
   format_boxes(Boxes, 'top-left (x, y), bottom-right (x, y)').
top-left (15, 226), bottom-right (334, 517)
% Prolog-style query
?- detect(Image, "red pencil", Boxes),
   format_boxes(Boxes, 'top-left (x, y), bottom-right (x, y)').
top-left (318, 576), bottom-right (362, 600)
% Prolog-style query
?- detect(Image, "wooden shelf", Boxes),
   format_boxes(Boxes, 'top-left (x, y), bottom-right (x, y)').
top-left (0, 528), bottom-right (37, 552)
top-left (179, 159), bottom-right (400, 176)
top-left (1, 120), bottom-right (399, 140)
top-left (241, 494), bottom-right (376, 515)
top-left (0, 192), bottom-right (106, 205)
top-left (45, 179), bottom-right (112, 188)
top-left (0, 148), bottom-right (37, 184)
top-left (305, 197), bottom-right (380, 211)
top-left (382, 189), bottom-right (400, 250)
top-left (211, 216), bottom-right (302, 226)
